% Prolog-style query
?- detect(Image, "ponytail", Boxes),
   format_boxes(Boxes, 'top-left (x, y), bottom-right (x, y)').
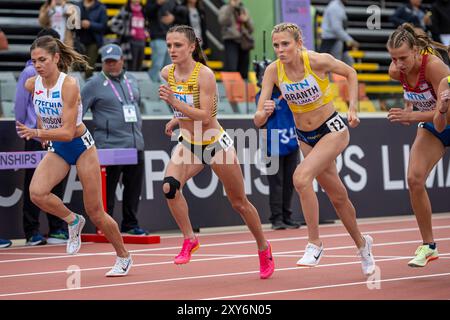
top-left (30, 35), bottom-right (92, 73)
top-left (387, 23), bottom-right (446, 60)
top-left (193, 37), bottom-right (207, 65)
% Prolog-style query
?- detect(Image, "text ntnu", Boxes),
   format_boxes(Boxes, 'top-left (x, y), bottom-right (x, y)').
top-left (34, 99), bottom-right (62, 115)
top-left (284, 79), bottom-right (311, 91)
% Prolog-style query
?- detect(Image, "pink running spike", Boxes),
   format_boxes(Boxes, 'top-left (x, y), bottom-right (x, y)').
top-left (258, 241), bottom-right (275, 279)
top-left (174, 237), bottom-right (200, 264)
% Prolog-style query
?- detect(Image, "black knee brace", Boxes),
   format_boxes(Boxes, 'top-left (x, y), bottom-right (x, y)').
top-left (163, 176), bottom-right (181, 199)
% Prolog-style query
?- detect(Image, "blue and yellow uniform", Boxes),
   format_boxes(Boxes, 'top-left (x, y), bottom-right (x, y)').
top-left (277, 50), bottom-right (347, 147)
top-left (34, 72), bottom-right (94, 165)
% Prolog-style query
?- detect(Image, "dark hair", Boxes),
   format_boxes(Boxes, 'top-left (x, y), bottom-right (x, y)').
top-left (36, 28), bottom-right (61, 40)
top-left (167, 25), bottom-right (207, 65)
top-left (30, 35), bottom-right (91, 73)
top-left (125, 0), bottom-right (142, 12)
top-left (181, 0), bottom-right (205, 11)
top-left (387, 23), bottom-right (449, 60)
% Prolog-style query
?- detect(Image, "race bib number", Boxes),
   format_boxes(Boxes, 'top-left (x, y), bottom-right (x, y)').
top-left (218, 131), bottom-right (234, 151)
top-left (81, 130), bottom-right (95, 149)
top-left (326, 114), bottom-right (347, 132)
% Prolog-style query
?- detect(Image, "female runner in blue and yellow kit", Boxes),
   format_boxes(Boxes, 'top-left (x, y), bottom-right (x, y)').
top-left (15, 36), bottom-right (132, 277)
top-left (158, 25), bottom-right (274, 279)
top-left (255, 23), bottom-right (375, 276)
top-left (387, 23), bottom-right (450, 267)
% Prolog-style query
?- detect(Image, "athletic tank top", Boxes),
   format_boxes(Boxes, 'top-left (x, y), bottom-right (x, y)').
top-left (400, 54), bottom-right (437, 112)
top-left (167, 62), bottom-right (218, 120)
top-left (277, 50), bottom-right (333, 113)
top-left (33, 72), bottom-right (83, 129)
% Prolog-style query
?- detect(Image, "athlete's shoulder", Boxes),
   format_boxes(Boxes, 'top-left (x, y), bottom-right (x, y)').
top-left (264, 61), bottom-right (278, 75)
top-left (24, 75), bottom-right (37, 92)
top-left (427, 54), bottom-right (449, 70)
top-left (63, 74), bottom-right (79, 88)
top-left (308, 50), bottom-right (334, 63)
top-left (198, 63), bottom-right (215, 80)
top-left (160, 64), bottom-right (173, 80)
top-left (308, 50), bottom-right (335, 71)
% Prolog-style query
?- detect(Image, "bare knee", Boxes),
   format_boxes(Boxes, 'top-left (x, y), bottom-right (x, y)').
top-left (85, 203), bottom-right (105, 225)
top-left (293, 174), bottom-right (311, 194)
top-left (89, 212), bottom-right (114, 229)
top-left (29, 187), bottom-right (47, 207)
top-left (328, 188), bottom-right (349, 208)
top-left (407, 173), bottom-right (425, 192)
top-left (230, 196), bottom-right (249, 214)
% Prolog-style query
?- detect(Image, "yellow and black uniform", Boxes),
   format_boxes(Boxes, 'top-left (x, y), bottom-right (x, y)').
top-left (276, 49), bottom-right (347, 147)
top-left (167, 62), bottom-right (233, 164)
top-left (167, 61), bottom-right (218, 119)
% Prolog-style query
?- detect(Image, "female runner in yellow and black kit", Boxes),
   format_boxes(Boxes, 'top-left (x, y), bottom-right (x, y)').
top-left (159, 25), bottom-right (274, 279)
top-left (255, 22), bottom-right (375, 276)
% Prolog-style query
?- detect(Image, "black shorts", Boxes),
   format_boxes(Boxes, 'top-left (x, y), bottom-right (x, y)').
top-left (178, 130), bottom-right (234, 165)
top-left (296, 112), bottom-right (348, 147)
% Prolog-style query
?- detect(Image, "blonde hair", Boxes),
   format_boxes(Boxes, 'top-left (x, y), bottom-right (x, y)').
top-left (271, 22), bottom-right (303, 42)
top-left (387, 23), bottom-right (448, 60)
top-left (30, 35), bottom-right (92, 73)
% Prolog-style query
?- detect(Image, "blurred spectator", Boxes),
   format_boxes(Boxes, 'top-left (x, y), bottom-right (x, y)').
top-left (14, 28), bottom-right (68, 246)
top-left (0, 27), bottom-right (8, 50)
top-left (390, 0), bottom-right (432, 31)
top-left (109, 0), bottom-right (147, 71)
top-left (218, 0), bottom-right (254, 80)
top-left (254, 59), bottom-right (301, 229)
top-left (430, 0), bottom-right (450, 46)
top-left (38, 0), bottom-right (78, 47)
top-left (174, 0), bottom-right (208, 49)
top-left (145, 0), bottom-right (176, 82)
top-left (81, 44), bottom-right (148, 235)
top-left (319, 0), bottom-right (358, 66)
top-left (75, 0), bottom-right (108, 78)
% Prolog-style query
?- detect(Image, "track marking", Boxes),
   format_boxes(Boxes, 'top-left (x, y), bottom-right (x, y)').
top-left (203, 272), bottom-right (450, 300)
top-left (2, 214), bottom-right (450, 251)
top-left (1, 237), bottom-right (449, 280)
top-left (0, 254), bottom-right (448, 298)
top-left (2, 224), bottom-right (450, 264)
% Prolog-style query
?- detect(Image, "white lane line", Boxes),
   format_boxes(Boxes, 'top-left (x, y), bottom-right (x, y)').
top-left (3, 214), bottom-right (450, 250)
top-left (2, 224), bottom-right (450, 264)
top-left (153, 214), bottom-right (450, 239)
top-left (203, 272), bottom-right (450, 300)
top-left (1, 237), bottom-right (450, 280)
top-left (0, 254), bottom-right (448, 298)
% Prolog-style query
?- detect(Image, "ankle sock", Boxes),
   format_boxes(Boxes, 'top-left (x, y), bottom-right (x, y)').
top-left (425, 242), bottom-right (436, 250)
top-left (63, 213), bottom-right (78, 226)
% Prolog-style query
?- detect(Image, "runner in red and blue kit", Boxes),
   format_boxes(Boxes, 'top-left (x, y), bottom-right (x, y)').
top-left (387, 23), bottom-right (450, 268)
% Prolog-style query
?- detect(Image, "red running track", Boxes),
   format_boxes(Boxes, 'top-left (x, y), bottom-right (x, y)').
top-left (0, 213), bottom-right (449, 300)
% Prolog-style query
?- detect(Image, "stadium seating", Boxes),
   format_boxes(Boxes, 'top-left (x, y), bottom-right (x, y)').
top-left (0, 81), bottom-right (16, 117)
top-left (1, 0), bottom-right (437, 116)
